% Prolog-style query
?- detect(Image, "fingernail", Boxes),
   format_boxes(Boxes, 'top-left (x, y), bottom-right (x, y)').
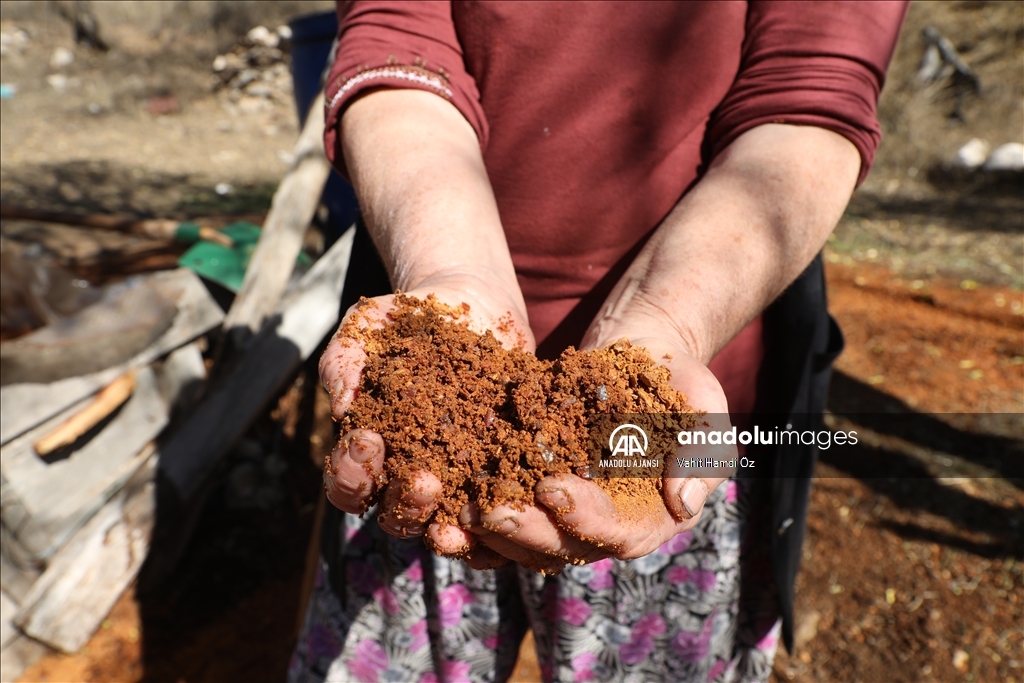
top-left (538, 487), bottom-right (570, 511)
top-left (487, 516), bottom-right (520, 536)
top-left (396, 505), bottom-right (428, 523)
top-left (459, 503), bottom-right (481, 528)
top-left (680, 478), bottom-right (709, 518)
top-left (428, 523), bottom-right (471, 556)
top-left (348, 437), bottom-right (375, 464)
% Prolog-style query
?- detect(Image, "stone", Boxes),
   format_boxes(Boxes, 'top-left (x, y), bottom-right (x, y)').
top-left (49, 47), bottom-right (74, 70)
top-left (953, 138), bottom-right (989, 169)
top-left (982, 142), bottom-right (1024, 171)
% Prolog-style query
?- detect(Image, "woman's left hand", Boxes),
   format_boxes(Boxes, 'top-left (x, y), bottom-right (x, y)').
top-left (427, 322), bottom-right (736, 574)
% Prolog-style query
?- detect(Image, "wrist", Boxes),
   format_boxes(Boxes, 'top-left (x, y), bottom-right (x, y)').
top-left (402, 270), bottom-right (535, 351)
top-left (413, 269), bottom-right (526, 311)
top-left (581, 282), bottom-right (710, 364)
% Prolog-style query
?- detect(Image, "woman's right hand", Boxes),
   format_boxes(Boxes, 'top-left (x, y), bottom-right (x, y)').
top-left (318, 275), bottom-right (534, 557)
top-left (327, 88), bottom-right (533, 566)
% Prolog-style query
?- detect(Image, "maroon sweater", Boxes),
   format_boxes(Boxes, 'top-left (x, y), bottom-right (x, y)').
top-left (324, 1), bottom-right (906, 414)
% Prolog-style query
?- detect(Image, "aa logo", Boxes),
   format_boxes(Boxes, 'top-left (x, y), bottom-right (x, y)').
top-left (609, 424), bottom-right (648, 458)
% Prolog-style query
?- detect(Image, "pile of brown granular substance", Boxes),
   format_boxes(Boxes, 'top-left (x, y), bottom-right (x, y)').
top-left (337, 294), bottom-right (699, 551)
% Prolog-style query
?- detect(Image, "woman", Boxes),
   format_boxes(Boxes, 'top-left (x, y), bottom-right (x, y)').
top-left (291, 2), bottom-right (907, 681)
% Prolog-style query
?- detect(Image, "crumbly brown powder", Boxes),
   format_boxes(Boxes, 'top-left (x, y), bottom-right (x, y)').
top-left (338, 294), bottom-right (699, 557)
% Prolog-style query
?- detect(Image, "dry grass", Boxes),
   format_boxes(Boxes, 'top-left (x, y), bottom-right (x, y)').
top-left (870, 1), bottom-right (1024, 186)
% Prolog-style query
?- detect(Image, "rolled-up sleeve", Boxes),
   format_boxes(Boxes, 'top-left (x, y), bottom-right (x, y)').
top-left (707, 0), bottom-right (909, 185)
top-left (323, 0), bottom-right (488, 178)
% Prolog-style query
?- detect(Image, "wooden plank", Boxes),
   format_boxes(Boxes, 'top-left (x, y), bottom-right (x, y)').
top-left (154, 341), bottom-right (207, 413)
top-left (1, 589), bottom-right (18, 649)
top-left (1, 348), bottom-right (204, 657)
top-left (0, 268), bottom-right (223, 445)
top-left (14, 454), bottom-right (156, 653)
top-left (0, 631), bottom-right (49, 683)
top-left (161, 226), bottom-right (353, 502)
top-left (0, 530), bottom-right (41, 602)
top-left (1, 280), bottom-right (177, 386)
top-left (222, 90), bottom-right (332, 344)
top-left (0, 367), bottom-right (165, 562)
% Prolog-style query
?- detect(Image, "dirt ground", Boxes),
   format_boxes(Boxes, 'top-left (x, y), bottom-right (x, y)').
top-left (2, 2), bottom-right (1022, 683)
top-left (770, 263), bottom-right (1023, 683)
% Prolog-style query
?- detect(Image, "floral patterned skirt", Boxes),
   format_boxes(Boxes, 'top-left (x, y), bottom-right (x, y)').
top-left (288, 477), bottom-right (780, 683)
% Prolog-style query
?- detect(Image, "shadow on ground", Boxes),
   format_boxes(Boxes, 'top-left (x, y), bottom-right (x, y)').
top-left (822, 370), bottom-right (1024, 560)
top-left (0, 160), bottom-right (277, 218)
top-left (134, 357), bottom-right (327, 683)
top-left (846, 178), bottom-right (1024, 235)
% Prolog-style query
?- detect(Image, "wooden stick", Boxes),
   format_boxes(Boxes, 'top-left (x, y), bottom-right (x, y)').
top-left (221, 89), bottom-right (332, 345)
top-left (32, 370), bottom-right (137, 456)
top-left (922, 26), bottom-right (981, 91)
top-left (296, 495), bottom-right (325, 638)
top-left (197, 225), bottom-right (234, 248)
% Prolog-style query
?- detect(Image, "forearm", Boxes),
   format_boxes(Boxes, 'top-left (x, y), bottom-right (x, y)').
top-left (340, 89), bottom-right (524, 308)
top-left (584, 124), bottom-right (860, 363)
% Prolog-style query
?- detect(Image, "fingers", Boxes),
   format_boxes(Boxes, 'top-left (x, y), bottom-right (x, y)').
top-left (377, 470), bottom-right (442, 538)
top-left (462, 544), bottom-right (509, 571)
top-left (319, 300), bottom-right (392, 420)
top-left (481, 503), bottom-right (609, 561)
top-left (663, 475), bottom-right (729, 523)
top-left (319, 337), bottom-right (367, 420)
top-left (434, 506), bottom-right (561, 573)
top-left (425, 522), bottom-right (510, 570)
top-left (665, 411), bottom-right (735, 523)
top-left (323, 429), bottom-right (384, 514)
top-left (535, 475), bottom-right (672, 559)
top-left (570, 335), bottom-right (736, 530)
top-left (460, 502), bottom-right (589, 575)
top-left (478, 533), bottom-right (567, 575)
top-left (457, 498), bottom-right (609, 573)
top-left (426, 522), bottom-right (473, 555)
